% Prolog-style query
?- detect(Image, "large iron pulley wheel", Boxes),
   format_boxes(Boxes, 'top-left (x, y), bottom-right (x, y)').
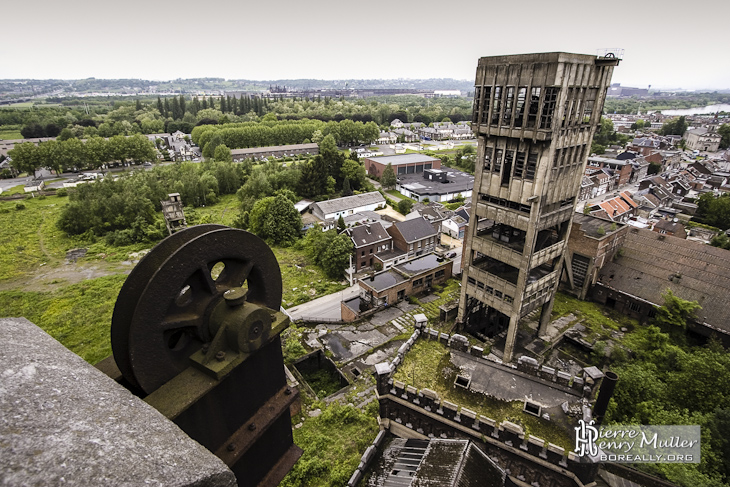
top-left (111, 226), bottom-right (282, 394)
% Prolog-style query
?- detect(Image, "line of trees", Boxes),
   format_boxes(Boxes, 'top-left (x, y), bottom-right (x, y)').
top-left (8, 134), bottom-right (157, 176)
top-left (192, 119), bottom-right (380, 157)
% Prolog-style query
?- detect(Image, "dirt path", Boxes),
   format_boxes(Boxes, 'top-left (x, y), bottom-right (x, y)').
top-left (0, 259), bottom-right (136, 293)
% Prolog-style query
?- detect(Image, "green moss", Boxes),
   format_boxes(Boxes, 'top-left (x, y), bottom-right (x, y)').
top-left (392, 339), bottom-right (573, 449)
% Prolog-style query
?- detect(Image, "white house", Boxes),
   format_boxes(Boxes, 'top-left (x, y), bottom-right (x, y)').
top-left (311, 191), bottom-right (386, 226)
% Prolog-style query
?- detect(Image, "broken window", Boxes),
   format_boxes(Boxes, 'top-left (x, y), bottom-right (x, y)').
top-left (501, 150), bottom-right (514, 186)
top-left (472, 86), bottom-right (482, 124)
top-left (540, 87), bottom-right (559, 129)
top-left (491, 86), bottom-right (502, 125)
top-left (583, 89), bottom-right (597, 123)
top-left (525, 153), bottom-right (538, 180)
top-left (514, 151), bottom-right (526, 178)
top-left (493, 149), bottom-right (503, 172)
top-left (503, 87), bottom-right (514, 125)
top-left (514, 87), bottom-right (526, 127)
top-left (527, 87), bottom-right (541, 128)
top-left (480, 87), bottom-right (492, 125)
top-left (484, 146), bottom-right (493, 171)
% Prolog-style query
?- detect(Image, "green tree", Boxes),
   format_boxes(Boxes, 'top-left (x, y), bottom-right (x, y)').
top-left (342, 177), bottom-right (352, 196)
top-left (337, 215), bottom-right (346, 232)
top-left (718, 123), bottom-right (730, 150)
top-left (381, 163), bottom-right (396, 189)
top-left (321, 232), bottom-right (353, 278)
top-left (710, 232), bottom-right (730, 250)
top-left (57, 128), bottom-right (76, 141)
top-left (696, 193), bottom-right (730, 230)
top-left (660, 116), bottom-right (689, 136)
top-left (8, 142), bottom-right (41, 176)
top-left (397, 199), bottom-right (413, 215)
top-left (214, 144), bottom-right (232, 162)
top-left (654, 289), bottom-right (701, 329)
top-left (248, 194), bottom-right (301, 246)
top-left (341, 158), bottom-right (366, 190)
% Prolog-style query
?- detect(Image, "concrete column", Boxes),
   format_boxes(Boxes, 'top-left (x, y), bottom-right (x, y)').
top-left (502, 314), bottom-right (520, 363)
top-left (537, 295), bottom-right (556, 336)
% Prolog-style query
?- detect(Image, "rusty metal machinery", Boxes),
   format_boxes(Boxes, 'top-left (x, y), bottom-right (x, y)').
top-left (110, 225), bottom-right (301, 486)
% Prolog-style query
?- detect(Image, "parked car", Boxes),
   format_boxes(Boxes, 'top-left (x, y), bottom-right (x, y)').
top-left (446, 251), bottom-right (457, 258)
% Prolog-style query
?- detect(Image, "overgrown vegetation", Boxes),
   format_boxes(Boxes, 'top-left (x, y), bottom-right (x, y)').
top-left (392, 339), bottom-right (573, 449)
top-left (281, 402), bottom-right (379, 487)
top-left (554, 292), bottom-right (730, 487)
top-left (0, 274), bottom-right (126, 364)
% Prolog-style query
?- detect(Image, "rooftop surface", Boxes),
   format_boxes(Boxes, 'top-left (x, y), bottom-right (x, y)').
top-left (395, 253), bottom-right (447, 276)
top-left (313, 191), bottom-right (385, 215)
top-left (450, 351), bottom-right (579, 407)
top-left (599, 227), bottom-right (730, 332)
top-left (398, 166), bottom-right (474, 197)
top-left (572, 213), bottom-right (624, 239)
top-left (366, 153), bottom-right (441, 165)
top-left (362, 270), bottom-right (408, 292)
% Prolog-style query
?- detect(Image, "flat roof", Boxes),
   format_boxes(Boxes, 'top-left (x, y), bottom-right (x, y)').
top-left (361, 270), bottom-right (408, 292)
top-left (396, 253), bottom-right (446, 276)
top-left (398, 166), bottom-right (474, 196)
top-left (366, 154), bottom-right (440, 166)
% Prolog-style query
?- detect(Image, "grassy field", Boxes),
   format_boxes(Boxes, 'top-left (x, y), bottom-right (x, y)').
top-left (393, 339), bottom-right (573, 449)
top-left (0, 125), bottom-right (23, 140)
top-left (0, 275), bottom-right (125, 364)
top-left (0, 189), bottom-right (346, 364)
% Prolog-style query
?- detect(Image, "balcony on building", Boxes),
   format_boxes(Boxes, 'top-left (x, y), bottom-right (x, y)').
top-left (472, 253), bottom-right (519, 286)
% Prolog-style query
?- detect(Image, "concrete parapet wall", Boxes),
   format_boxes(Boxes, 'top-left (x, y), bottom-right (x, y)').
top-left (0, 317), bottom-right (236, 487)
top-left (375, 376), bottom-right (576, 468)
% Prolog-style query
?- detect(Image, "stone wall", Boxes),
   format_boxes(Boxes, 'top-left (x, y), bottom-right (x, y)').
top-left (0, 317), bottom-right (236, 487)
top-left (373, 324), bottom-right (600, 486)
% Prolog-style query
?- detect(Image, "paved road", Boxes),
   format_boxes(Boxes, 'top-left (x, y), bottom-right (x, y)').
top-left (285, 283), bottom-right (360, 321)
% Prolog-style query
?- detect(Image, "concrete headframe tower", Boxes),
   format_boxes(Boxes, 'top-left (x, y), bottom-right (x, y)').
top-left (457, 52), bottom-right (619, 362)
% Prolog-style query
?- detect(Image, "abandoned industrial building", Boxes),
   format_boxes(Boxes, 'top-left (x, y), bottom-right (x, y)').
top-left (457, 52), bottom-right (620, 362)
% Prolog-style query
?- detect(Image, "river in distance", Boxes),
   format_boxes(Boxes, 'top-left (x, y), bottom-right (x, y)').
top-left (660, 104), bottom-right (730, 116)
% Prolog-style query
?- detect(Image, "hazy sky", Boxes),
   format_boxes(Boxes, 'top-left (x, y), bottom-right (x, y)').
top-left (2, 0), bottom-right (728, 90)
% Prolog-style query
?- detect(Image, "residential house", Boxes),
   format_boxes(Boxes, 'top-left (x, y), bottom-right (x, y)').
top-left (311, 191), bottom-right (386, 227)
top-left (387, 216), bottom-right (438, 258)
top-left (377, 131), bottom-right (397, 145)
top-left (390, 119), bottom-right (404, 128)
top-left (590, 192), bottom-right (638, 222)
top-left (684, 127), bottom-right (721, 152)
top-left (405, 202), bottom-right (454, 233)
top-left (587, 156), bottom-right (633, 186)
top-left (652, 219), bottom-right (687, 239)
top-left (357, 253), bottom-right (453, 307)
top-left (442, 215), bottom-right (468, 239)
top-left (345, 222), bottom-right (393, 271)
top-left (393, 128), bottom-right (418, 143)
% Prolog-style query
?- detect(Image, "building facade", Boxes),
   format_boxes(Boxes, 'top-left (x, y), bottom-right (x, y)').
top-left (457, 52), bottom-right (619, 362)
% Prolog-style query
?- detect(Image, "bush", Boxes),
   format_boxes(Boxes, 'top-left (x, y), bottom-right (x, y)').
top-left (56, 188), bottom-right (68, 197)
top-left (15, 202), bottom-right (25, 210)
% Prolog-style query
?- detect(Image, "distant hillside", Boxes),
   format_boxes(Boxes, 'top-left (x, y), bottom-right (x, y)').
top-left (0, 78), bottom-right (473, 100)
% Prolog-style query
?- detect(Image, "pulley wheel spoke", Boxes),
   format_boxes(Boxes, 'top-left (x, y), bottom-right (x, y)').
top-left (112, 227), bottom-right (282, 394)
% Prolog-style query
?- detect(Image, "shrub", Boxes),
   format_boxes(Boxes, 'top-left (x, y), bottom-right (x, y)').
top-left (56, 188), bottom-right (68, 197)
top-left (15, 202), bottom-right (25, 210)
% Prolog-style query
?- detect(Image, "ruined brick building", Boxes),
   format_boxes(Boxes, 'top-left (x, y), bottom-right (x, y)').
top-left (458, 52), bottom-right (620, 362)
